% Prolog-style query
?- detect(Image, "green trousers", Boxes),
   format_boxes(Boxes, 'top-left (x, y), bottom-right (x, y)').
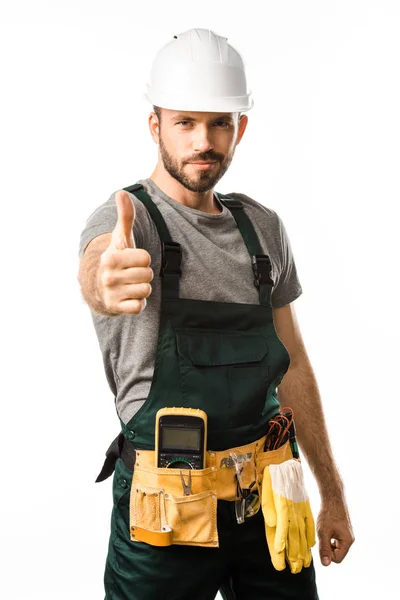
top-left (104, 457), bottom-right (319, 600)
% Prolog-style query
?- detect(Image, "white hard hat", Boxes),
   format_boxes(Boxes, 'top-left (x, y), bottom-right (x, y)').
top-left (144, 28), bottom-right (254, 113)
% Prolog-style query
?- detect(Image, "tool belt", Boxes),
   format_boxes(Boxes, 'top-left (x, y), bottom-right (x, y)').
top-left (123, 434), bottom-right (294, 548)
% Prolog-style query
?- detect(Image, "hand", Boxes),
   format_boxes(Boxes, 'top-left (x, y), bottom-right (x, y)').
top-left (317, 499), bottom-right (355, 566)
top-left (97, 191), bottom-right (154, 314)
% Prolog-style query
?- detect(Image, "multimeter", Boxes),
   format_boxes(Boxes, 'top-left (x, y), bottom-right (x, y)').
top-left (155, 407), bottom-right (207, 469)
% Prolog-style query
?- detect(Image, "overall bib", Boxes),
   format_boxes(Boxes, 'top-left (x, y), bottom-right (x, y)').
top-left (97, 183), bottom-right (319, 600)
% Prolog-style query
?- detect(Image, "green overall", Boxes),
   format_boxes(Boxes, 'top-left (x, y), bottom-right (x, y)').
top-left (97, 183), bottom-right (319, 600)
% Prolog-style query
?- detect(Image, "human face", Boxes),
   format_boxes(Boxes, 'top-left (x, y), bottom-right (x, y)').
top-left (154, 110), bottom-right (247, 193)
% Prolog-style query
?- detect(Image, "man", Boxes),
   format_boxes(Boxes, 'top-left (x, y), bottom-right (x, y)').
top-left (78, 28), bottom-right (354, 600)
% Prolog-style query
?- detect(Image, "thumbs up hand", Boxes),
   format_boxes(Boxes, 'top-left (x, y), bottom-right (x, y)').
top-left (97, 191), bottom-right (154, 315)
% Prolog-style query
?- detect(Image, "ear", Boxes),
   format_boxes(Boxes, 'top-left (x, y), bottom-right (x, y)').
top-left (235, 114), bottom-right (248, 146)
top-left (148, 111), bottom-right (160, 144)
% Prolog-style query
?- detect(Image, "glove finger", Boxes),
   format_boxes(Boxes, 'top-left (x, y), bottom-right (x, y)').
top-left (288, 460), bottom-right (316, 564)
top-left (287, 500), bottom-right (301, 558)
top-left (285, 513), bottom-right (303, 574)
top-left (265, 524), bottom-right (286, 571)
top-left (273, 497), bottom-right (289, 553)
top-left (305, 504), bottom-right (316, 547)
top-left (261, 466), bottom-right (277, 527)
top-left (291, 461), bottom-right (316, 550)
top-left (297, 509), bottom-right (308, 562)
top-left (269, 465), bottom-right (290, 552)
top-left (288, 558), bottom-right (304, 574)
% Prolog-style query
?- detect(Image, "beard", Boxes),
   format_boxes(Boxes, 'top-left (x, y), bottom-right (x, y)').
top-left (158, 134), bottom-right (235, 194)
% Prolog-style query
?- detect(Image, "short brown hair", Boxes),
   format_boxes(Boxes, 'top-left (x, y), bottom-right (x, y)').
top-left (152, 105), bottom-right (242, 124)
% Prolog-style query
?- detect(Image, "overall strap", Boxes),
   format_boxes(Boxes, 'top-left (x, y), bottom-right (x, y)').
top-left (216, 192), bottom-right (273, 307)
top-left (123, 183), bottom-right (181, 298)
top-left (122, 184), bottom-right (273, 306)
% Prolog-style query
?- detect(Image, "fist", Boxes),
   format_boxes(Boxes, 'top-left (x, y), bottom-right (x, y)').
top-left (97, 191), bottom-right (154, 314)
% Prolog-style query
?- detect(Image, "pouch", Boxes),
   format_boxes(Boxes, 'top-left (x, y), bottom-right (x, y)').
top-left (128, 436), bottom-right (292, 550)
top-left (212, 437), bottom-right (265, 501)
top-left (129, 457), bottom-right (219, 548)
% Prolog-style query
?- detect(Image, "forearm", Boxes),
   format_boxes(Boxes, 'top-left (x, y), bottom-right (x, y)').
top-left (277, 359), bottom-right (345, 504)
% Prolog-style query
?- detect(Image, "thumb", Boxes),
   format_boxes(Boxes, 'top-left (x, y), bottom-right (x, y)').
top-left (318, 530), bottom-right (333, 566)
top-left (110, 191), bottom-right (136, 249)
top-left (261, 466), bottom-right (277, 527)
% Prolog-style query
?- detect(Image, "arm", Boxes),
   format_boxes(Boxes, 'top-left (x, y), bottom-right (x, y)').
top-left (273, 302), bottom-right (355, 565)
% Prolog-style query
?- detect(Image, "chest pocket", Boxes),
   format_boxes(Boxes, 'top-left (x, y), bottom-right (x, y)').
top-left (176, 329), bottom-right (270, 430)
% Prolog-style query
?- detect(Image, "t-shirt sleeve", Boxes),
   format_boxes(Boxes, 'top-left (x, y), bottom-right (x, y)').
top-left (78, 191), bottom-right (144, 258)
top-left (271, 214), bottom-right (303, 308)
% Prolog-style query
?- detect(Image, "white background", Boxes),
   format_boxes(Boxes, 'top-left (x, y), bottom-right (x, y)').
top-left (1, 1), bottom-right (399, 598)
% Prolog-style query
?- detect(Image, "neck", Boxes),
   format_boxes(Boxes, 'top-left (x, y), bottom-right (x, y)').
top-left (149, 167), bottom-right (221, 215)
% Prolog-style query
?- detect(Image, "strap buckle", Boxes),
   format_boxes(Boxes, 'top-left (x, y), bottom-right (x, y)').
top-left (160, 241), bottom-right (182, 277)
top-left (251, 255), bottom-right (274, 288)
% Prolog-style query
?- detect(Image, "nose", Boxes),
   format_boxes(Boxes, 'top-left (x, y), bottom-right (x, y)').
top-left (192, 125), bottom-right (214, 153)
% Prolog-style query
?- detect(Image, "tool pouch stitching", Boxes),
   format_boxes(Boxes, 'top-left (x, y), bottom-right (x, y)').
top-left (129, 463), bottom-right (219, 548)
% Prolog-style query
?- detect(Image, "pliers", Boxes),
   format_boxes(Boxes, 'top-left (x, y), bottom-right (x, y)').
top-left (179, 469), bottom-right (192, 495)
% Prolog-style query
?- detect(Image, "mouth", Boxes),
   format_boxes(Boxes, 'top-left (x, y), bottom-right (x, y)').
top-left (188, 161), bottom-right (217, 171)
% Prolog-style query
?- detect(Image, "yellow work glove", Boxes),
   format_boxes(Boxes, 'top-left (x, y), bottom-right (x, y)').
top-left (261, 458), bottom-right (316, 574)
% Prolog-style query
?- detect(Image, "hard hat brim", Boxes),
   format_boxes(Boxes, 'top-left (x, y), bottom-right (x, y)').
top-left (144, 87), bottom-right (254, 114)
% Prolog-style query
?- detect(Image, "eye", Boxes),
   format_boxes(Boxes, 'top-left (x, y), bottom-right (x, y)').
top-left (176, 120), bottom-right (230, 127)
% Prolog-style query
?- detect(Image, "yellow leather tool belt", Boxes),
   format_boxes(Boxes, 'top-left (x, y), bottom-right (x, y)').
top-left (129, 435), bottom-right (294, 548)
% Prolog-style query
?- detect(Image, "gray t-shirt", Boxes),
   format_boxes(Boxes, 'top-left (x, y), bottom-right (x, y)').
top-left (78, 177), bottom-right (303, 425)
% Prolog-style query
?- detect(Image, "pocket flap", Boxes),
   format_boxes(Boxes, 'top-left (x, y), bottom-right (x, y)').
top-left (176, 330), bottom-right (269, 366)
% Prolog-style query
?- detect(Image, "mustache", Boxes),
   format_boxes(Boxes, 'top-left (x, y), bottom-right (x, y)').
top-left (186, 154), bottom-right (222, 163)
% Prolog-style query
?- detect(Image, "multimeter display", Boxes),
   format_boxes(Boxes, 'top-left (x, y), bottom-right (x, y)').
top-left (161, 428), bottom-right (200, 451)
top-left (156, 410), bottom-right (207, 469)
